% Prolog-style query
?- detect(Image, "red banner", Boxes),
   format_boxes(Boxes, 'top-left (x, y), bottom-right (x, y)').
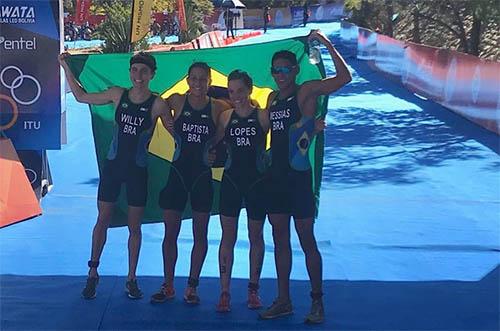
top-left (74, 0), bottom-right (91, 25)
top-left (177, 0), bottom-right (187, 32)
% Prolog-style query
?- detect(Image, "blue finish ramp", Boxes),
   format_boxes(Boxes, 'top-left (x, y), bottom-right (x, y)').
top-left (1, 23), bottom-right (499, 330)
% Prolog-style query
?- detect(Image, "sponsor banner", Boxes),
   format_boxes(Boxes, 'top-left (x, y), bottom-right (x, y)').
top-left (402, 42), bottom-right (499, 134)
top-left (290, 6), bottom-right (303, 26)
top-left (310, 2), bottom-right (345, 22)
top-left (373, 33), bottom-right (405, 80)
top-left (270, 8), bottom-right (292, 27)
top-left (241, 8), bottom-right (262, 29)
top-left (74, 0), bottom-right (91, 25)
top-left (402, 43), bottom-right (447, 102)
top-left (357, 27), bottom-right (376, 61)
top-left (130, 0), bottom-right (152, 43)
top-left (340, 20), bottom-right (358, 48)
top-left (440, 50), bottom-right (500, 134)
top-left (0, 0), bottom-right (62, 150)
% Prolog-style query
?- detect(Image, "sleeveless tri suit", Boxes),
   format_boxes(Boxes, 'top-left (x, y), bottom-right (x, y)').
top-left (98, 89), bottom-right (155, 207)
top-left (219, 108), bottom-right (267, 220)
top-left (159, 97), bottom-right (216, 213)
top-left (267, 92), bottom-right (316, 218)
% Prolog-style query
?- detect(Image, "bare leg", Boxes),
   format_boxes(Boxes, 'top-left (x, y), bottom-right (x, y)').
top-left (294, 218), bottom-right (322, 294)
top-left (268, 213), bottom-right (292, 302)
top-left (248, 219), bottom-right (265, 285)
top-left (88, 200), bottom-right (114, 277)
top-left (127, 205), bottom-right (144, 281)
top-left (189, 210), bottom-right (210, 280)
top-left (218, 215), bottom-right (238, 293)
top-left (163, 209), bottom-right (182, 286)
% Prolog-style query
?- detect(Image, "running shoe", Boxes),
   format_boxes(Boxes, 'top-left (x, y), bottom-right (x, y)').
top-left (82, 276), bottom-right (98, 300)
top-left (183, 286), bottom-right (200, 305)
top-left (259, 299), bottom-right (293, 319)
top-left (150, 283), bottom-right (175, 303)
top-left (216, 291), bottom-right (231, 312)
top-left (125, 279), bottom-right (143, 299)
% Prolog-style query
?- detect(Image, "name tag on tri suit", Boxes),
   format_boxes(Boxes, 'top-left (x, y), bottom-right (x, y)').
top-left (288, 117), bottom-right (315, 171)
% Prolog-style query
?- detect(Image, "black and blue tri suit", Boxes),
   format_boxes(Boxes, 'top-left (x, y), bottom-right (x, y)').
top-left (267, 92), bottom-right (315, 219)
top-left (98, 89), bottom-right (155, 207)
top-left (219, 108), bottom-right (267, 220)
top-left (159, 97), bottom-right (216, 213)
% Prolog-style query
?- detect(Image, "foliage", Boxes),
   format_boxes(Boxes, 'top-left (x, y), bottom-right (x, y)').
top-left (344, 0), bottom-right (499, 60)
top-left (179, 0), bottom-right (214, 42)
top-left (93, 0), bottom-right (148, 53)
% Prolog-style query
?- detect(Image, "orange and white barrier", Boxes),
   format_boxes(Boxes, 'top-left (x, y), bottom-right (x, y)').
top-left (0, 138), bottom-right (42, 228)
top-left (342, 24), bottom-right (500, 134)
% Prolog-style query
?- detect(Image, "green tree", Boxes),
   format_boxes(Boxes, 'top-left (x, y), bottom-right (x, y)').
top-left (94, 0), bottom-right (148, 53)
top-left (344, 0), bottom-right (499, 60)
top-left (178, 0), bottom-right (214, 42)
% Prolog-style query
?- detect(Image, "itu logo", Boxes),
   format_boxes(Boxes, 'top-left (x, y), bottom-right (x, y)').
top-left (1, 65), bottom-right (41, 105)
top-left (0, 6), bottom-right (35, 24)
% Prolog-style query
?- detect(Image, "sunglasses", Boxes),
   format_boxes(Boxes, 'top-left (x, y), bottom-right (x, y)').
top-left (270, 66), bottom-right (296, 75)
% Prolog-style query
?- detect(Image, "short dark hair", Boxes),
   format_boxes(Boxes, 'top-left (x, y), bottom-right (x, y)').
top-left (188, 62), bottom-right (211, 77)
top-left (130, 51), bottom-right (156, 72)
top-left (271, 50), bottom-right (298, 66)
top-left (228, 70), bottom-right (253, 89)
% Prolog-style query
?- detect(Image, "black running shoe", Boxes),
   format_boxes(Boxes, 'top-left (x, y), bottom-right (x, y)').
top-left (82, 277), bottom-right (98, 300)
top-left (125, 279), bottom-right (143, 299)
top-left (259, 299), bottom-right (293, 319)
top-left (305, 298), bottom-right (324, 324)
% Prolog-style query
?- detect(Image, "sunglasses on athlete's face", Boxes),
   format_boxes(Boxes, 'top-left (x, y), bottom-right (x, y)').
top-left (271, 66), bottom-right (296, 75)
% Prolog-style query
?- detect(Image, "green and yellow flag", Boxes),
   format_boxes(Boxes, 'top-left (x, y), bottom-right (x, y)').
top-left (66, 36), bottom-right (327, 227)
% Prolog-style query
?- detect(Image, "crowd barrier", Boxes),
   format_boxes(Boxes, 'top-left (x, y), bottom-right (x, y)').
top-left (341, 23), bottom-right (500, 134)
top-left (150, 30), bottom-right (261, 52)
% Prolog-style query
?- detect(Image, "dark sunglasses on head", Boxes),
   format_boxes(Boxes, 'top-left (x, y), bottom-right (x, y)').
top-left (270, 66), bottom-right (296, 75)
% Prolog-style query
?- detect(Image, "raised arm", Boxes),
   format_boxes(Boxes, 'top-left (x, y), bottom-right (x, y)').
top-left (299, 30), bottom-right (352, 100)
top-left (59, 52), bottom-right (122, 106)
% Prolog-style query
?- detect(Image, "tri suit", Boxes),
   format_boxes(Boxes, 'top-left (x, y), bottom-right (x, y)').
top-left (98, 89), bottom-right (155, 207)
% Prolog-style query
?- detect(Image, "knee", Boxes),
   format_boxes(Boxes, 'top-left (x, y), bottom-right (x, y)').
top-left (249, 232), bottom-right (264, 245)
top-left (128, 225), bottom-right (142, 237)
top-left (95, 216), bottom-right (111, 231)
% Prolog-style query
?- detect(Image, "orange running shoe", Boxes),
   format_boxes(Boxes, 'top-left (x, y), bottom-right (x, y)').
top-left (150, 283), bottom-right (175, 303)
top-left (216, 291), bottom-right (231, 312)
top-left (183, 286), bottom-right (200, 305)
top-left (247, 288), bottom-right (263, 309)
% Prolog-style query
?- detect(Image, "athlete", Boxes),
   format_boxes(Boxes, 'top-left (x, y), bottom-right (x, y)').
top-left (259, 30), bottom-right (352, 323)
top-left (151, 62), bottom-right (229, 305)
top-left (59, 51), bottom-right (173, 300)
top-left (211, 70), bottom-right (270, 312)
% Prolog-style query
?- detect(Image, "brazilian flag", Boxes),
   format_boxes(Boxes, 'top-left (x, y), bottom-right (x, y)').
top-left (66, 35), bottom-right (327, 227)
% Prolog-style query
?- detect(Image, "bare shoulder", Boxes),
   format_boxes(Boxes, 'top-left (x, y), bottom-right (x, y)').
top-left (265, 91), bottom-right (278, 108)
top-left (167, 93), bottom-right (184, 108)
top-left (106, 86), bottom-right (125, 104)
top-left (213, 98), bottom-right (231, 112)
top-left (219, 108), bottom-right (234, 128)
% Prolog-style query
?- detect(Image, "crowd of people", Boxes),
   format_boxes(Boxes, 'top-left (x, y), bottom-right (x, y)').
top-left (59, 29), bottom-right (351, 325)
